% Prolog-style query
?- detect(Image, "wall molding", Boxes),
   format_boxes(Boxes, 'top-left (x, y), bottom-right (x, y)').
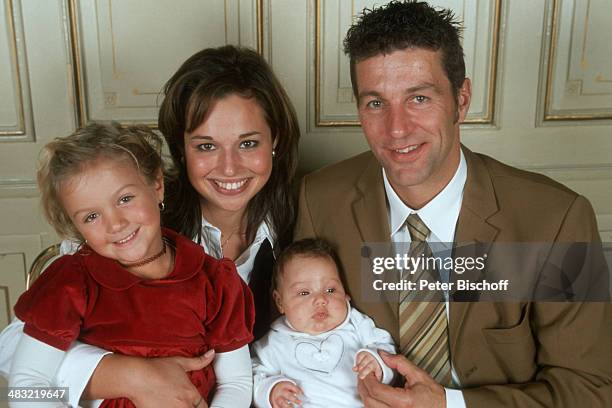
top-left (541, 0), bottom-right (612, 122)
top-left (314, 0), bottom-right (502, 127)
top-left (0, 179), bottom-right (39, 198)
top-left (66, 0), bottom-right (266, 128)
top-left (519, 162), bottom-right (612, 181)
top-left (0, 0), bottom-right (34, 140)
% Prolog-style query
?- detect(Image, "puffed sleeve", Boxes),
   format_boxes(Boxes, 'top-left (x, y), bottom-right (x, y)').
top-left (204, 258), bottom-right (255, 353)
top-left (13, 255), bottom-right (88, 351)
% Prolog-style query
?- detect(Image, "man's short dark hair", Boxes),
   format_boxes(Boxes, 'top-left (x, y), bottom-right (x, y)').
top-left (273, 238), bottom-right (343, 290)
top-left (343, 0), bottom-right (466, 100)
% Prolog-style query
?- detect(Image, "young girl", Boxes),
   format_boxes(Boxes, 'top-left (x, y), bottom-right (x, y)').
top-left (9, 122), bottom-right (254, 408)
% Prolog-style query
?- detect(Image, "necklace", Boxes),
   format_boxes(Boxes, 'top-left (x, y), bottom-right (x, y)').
top-left (220, 229), bottom-right (246, 248)
top-left (120, 240), bottom-right (166, 268)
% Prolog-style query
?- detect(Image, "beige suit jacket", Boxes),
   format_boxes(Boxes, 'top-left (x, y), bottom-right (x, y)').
top-left (295, 147), bottom-right (612, 407)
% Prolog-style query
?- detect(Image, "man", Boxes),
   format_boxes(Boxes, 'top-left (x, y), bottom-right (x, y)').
top-left (295, 1), bottom-right (612, 407)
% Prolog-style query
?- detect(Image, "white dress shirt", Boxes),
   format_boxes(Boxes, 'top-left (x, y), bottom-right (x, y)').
top-left (383, 150), bottom-right (467, 408)
top-left (199, 217), bottom-right (275, 283)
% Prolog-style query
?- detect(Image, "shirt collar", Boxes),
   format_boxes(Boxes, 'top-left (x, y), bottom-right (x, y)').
top-left (200, 216), bottom-right (275, 260)
top-left (384, 150), bottom-right (467, 243)
top-left (84, 228), bottom-right (205, 290)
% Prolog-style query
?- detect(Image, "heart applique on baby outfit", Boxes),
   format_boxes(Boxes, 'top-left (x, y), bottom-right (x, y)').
top-left (294, 333), bottom-right (345, 374)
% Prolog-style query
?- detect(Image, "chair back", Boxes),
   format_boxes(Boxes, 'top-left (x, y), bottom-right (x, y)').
top-left (27, 244), bottom-right (61, 289)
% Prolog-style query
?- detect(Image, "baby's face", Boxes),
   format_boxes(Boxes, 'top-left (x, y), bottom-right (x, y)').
top-left (274, 255), bottom-right (349, 335)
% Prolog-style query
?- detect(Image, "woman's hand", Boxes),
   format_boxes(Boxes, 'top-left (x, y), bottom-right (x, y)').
top-left (86, 350), bottom-right (215, 408)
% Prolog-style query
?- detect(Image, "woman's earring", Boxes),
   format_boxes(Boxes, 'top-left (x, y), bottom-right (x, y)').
top-left (159, 201), bottom-right (166, 212)
top-left (272, 149), bottom-right (276, 158)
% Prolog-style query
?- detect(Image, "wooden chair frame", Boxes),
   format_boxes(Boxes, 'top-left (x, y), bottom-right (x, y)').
top-left (27, 244), bottom-right (61, 289)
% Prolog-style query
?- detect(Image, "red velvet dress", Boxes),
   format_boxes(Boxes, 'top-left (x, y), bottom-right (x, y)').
top-left (14, 228), bottom-right (254, 407)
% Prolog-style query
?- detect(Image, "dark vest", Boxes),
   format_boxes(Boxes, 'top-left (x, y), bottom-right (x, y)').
top-left (247, 240), bottom-right (279, 340)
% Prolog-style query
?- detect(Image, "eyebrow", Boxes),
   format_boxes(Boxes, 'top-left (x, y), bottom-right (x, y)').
top-left (287, 278), bottom-right (342, 289)
top-left (358, 82), bottom-right (440, 101)
top-left (71, 184), bottom-right (137, 218)
top-left (289, 281), bottom-right (308, 289)
top-left (188, 131), bottom-right (263, 141)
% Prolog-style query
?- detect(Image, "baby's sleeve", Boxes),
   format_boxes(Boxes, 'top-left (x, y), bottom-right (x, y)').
top-left (352, 307), bottom-right (396, 384)
top-left (13, 255), bottom-right (88, 351)
top-left (204, 258), bottom-right (255, 353)
top-left (252, 333), bottom-right (295, 408)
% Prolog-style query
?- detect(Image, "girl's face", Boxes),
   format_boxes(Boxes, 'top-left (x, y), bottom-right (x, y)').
top-left (183, 94), bottom-right (274, 218)
top-left (59, 158), bottom-right (164, 265)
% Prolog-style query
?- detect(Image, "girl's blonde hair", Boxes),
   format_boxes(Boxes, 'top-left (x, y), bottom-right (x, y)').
top-left (37, 122), bottom-right (164, 241)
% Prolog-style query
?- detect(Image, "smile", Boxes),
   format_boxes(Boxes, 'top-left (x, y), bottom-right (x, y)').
top-left (395, 144), bottom-right (421, 154)
top-left (114, 229), bottom-right (138, 245)
top-left (211, 179), bottom-right (249, 193)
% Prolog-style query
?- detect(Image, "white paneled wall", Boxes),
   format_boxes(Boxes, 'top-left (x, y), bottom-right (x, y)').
top-left (1, 0), bottom-right (611, 340)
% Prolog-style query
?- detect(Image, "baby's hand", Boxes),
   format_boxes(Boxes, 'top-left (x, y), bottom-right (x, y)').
top-left (270, 381), bottom-right (303, 408)
top-left (353, 351), bottom-right (383, 381)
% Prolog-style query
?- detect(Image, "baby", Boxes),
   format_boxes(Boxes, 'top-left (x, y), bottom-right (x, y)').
top-left (252, 238), bottom-right (395, 408)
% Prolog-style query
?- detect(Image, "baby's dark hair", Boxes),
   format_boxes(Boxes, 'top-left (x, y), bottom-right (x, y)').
top-left (37, 122), bottom-right (164, 241)
top-left (273, 238), bottom-right (343, 291)
top-left (343, 0), bottom-right (465, 100)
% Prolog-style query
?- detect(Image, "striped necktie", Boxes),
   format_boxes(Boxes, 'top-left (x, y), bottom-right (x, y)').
top-left (399, 213), bottom-right (452, 386)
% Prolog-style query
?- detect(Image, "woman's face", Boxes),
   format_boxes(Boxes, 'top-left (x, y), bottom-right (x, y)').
top-left (184, 94), bottom-right (274, 217)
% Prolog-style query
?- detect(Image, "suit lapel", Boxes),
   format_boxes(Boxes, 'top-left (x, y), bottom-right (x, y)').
top-left (351, 154), bottom-right (390, 244)
top-left (350, 155), bottom-right (397, 321)
top-left (450, 147), bottom-right (500, 355)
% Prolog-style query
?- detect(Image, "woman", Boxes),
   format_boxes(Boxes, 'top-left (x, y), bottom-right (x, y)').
top-left (0, 45), bottom-right (300, 408)
top-left (160, 46), bottom-right (299, 339)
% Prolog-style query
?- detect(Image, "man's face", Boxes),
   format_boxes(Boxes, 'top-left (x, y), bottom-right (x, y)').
top-left (355, 48), bottom-right (471, 208)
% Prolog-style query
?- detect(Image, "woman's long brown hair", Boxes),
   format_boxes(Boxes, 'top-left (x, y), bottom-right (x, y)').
top-left (158, 45), bottom-right (300, 250)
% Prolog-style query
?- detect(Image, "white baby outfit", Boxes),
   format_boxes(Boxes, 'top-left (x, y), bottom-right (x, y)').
top-left (252, 304), bottom-right (396, 408)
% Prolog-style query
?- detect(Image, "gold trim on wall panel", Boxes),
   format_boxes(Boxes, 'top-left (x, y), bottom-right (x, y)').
top-left (476, 0), bottom-right (501, 125)
top-left (543, 0), bottom-right (612, 121)
top-left (67, 0), bottom-right (265, 128)
top-left (314, 0), bottom-right (502, 127)
top-left (0, 251), bottom-right (28, 326)
top-left (1, 0), bottom-right (25, 135)
top-left (256, 0), bottom-right (264, 54)
top-left (67, 0), bottom-right (86, 128)
top-left (314, 0), bottom-right (324, 126)
top-left (0, 0), bottom-right (33, 139)
top-left (314, 0), bottom-right (360, 127)
top-left (1, 285), bottom-right (12, 327)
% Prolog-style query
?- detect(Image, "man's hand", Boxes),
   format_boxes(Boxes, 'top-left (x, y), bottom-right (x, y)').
top-left (353, 351), bottom-right (383, 380)
top-left (270, 381), bottom-right (303, 408)
top-left (358, 351), bottom-right (446, 408)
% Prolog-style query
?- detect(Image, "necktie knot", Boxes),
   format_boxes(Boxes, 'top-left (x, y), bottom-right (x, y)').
top-left (406, 213), bottom-right (430, 243)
